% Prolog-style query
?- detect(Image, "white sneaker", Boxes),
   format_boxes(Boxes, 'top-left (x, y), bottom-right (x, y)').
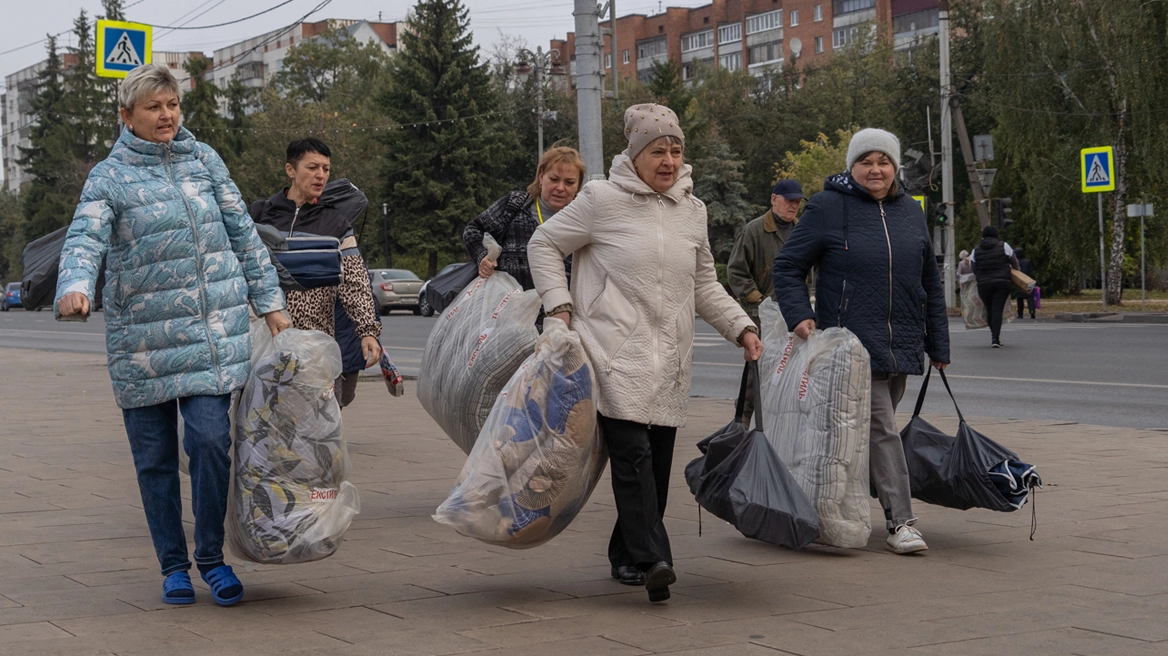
top-left (886, 524), bottom-right (928, 554)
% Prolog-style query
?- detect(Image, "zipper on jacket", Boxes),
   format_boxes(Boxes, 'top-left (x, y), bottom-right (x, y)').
top-left (168, 144), bottom-right (224, 388)
top-left (650, 193), bottom-right (666, 420)
top-left (288, 205), bottom-right (301, 237)
top-left (878, 201), bottom-right (898, 371)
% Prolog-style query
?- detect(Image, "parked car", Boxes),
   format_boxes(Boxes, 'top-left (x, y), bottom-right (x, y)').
top-left (369, 269), bottom-right (424, 315)
top-left (2, 282), bottom-right (22, 310)
top-left (418, 262), bottom-right (466, 317)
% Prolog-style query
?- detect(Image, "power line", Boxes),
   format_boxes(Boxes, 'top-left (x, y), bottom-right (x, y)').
top-left (150, 0), bottom-right (300, 31)
top-left (0, 0), bottom-right (150, 59)
top-left (155, 0), bottom-right (230, 41)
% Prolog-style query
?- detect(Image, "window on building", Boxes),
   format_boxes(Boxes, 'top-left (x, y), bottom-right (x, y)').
top-left (746, 9), bottom-right (782, 35)
top-left (623, 49), bottom-right (630, 64)
top-left (719, 52), bottom-right (742, 71)
top-left (682, 30), bottom-right (714, 52)
top-left (718, 23), bottom-right (742, 43)
top-left (790, 10), bottom-right (799, 26)
top-left (815, 35), bottom-right (824, 53)
top-left (892, 8), bottom-right (940, 34)
top-left (605, 53), bottom-right (612, 68)
top-left (749, 40), bottom-right (783, 65)
top-left (833, 0), bottom-right (876, 15)
top-left (637, 38), bottom-right (667, 59)
top-left (833, 25), bottom-right (869, 49)
top-left (815, 4), bottom-right (823, 21)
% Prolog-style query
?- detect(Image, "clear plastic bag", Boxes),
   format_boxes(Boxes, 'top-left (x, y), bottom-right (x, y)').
top-left (960, 279), bottom-right (988, 330)
top-left (758, 300), bottom-right (872, 548)
top-left (225, 320), bottom-right (360, 564)
top-left (417, 235), bottom-right (542, 454)
top-left (433, 318), bottom-right (607, 548)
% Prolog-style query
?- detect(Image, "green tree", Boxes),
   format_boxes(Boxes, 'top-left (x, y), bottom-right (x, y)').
top-left (18, 36), bottom-right (80, 241)
top-left (62, 10), bottom-right (109, 166)
top-left (774, 128), bottom-right (858, 197)
top-left (379, 0), bottom-right (508, 277)
top-left (181, 55), bottom-right (227, 155)
top-left (0, 190), bottom-right (25, 282)
top-left (692, 131), bottom-right (760, 262)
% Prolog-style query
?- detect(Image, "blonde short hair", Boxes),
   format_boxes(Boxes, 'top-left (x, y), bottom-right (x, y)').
top-left (119, 64), bottom-right (181, 110)
top-left (527, 147), bottom-right (587, 199)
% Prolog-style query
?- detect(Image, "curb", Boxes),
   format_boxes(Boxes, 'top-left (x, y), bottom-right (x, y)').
top-left (1053, 312), bottom-right (1168, 324)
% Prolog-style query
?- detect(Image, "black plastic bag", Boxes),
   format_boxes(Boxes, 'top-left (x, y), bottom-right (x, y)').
top-left (424, 262), bottom-right (478, 314)
top-left (685, 362), bottom-right (820, 550)
top-left (21, 226), bottom-right (105, 311)
top-left (901, 368), bottom-right (1041, 512)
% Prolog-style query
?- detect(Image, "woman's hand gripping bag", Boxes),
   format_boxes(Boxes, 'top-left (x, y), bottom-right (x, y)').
top-left (433, 318), bottom-right (608, 548)
top-left (417, 235), bottom-right (542, 454)
top-left (757, 300), bottom-right (873, 548)
top-left (226, 321), bottom-right (360, 564)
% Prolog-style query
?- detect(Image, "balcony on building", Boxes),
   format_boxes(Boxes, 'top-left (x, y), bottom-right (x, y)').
top-left (892, 0), bottom-right (940, 50)
top-left (745, 8), bottom-right (784, 77)
top-left (635, 36), bottom-right (668, 83)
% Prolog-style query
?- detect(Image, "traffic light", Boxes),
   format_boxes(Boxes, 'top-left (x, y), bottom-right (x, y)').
top-left (994, 197), bottom-right (1013, 230)
top-left (932, 202), bottom-right (948, 225)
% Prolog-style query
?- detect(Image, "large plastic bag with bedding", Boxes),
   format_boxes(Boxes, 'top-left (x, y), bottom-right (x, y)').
top-left (226, 320), bottom-right (360, 564)
top-left (433, 318), bottom-right (607, 548)
top-left (417, 235), bottom-right (542, 454)
top-left (758, 299), bottom-right (872, 548)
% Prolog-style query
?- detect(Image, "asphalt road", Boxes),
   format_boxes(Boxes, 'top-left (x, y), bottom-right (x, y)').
top-left (2, 308), bottom-right (1164, 429)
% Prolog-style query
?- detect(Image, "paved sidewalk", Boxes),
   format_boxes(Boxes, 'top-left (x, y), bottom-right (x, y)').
top-left (2, 347), bottom-right (1168, 655)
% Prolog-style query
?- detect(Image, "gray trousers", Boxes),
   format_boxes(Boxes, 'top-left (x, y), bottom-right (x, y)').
top-left (869, 374), bottom-right (917, 532)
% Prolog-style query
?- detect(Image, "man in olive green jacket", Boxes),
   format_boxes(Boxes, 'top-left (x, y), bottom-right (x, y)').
top-left (726, 179), bottom-right (803, 426)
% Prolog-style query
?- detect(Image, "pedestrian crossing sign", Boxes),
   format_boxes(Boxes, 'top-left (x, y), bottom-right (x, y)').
top-left (912, 195), bottom-right (926, 214)
top-left (1080, 146), bottom-right (1115, 193)
top-left (96, 19), bottom-right (152, 79)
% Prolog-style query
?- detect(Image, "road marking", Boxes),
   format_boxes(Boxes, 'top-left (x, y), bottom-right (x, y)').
top-left (945, 374), bottom-right (1168, 390)
top-left (0, 329), bottom-right (104, 340)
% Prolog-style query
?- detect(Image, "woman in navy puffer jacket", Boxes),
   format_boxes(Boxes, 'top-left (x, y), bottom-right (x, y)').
top-left (55, 65), bottom-right (288, 606)
top-left (773, 128), bottom-right (950, 555)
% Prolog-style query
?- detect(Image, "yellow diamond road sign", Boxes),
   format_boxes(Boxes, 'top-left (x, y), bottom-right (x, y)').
top-left (96, 19), bottom-right (152, 79)
top-left (1080, 146), bottom-right (1115, 193)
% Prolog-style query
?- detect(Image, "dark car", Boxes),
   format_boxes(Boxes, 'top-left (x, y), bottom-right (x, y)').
top-left (418, 263), bottom-right (466, 317)
top-left (2, 282), bottom-right (22, 310)
top-left (369, 268), bottom-right (424, 315)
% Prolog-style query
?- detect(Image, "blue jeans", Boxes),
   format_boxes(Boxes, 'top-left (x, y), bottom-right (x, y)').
top-left (122, 394), bottom-right (233, 576)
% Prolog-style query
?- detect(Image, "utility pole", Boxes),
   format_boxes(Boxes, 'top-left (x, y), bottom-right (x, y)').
top-left (938, 1), bottom-right (955, 308)
top-left (535, 46), bottom-right (546, 156)
top-left (610, 0), bottom-right (619, 98)
top-left (574, 0), bottom-right (606, 181)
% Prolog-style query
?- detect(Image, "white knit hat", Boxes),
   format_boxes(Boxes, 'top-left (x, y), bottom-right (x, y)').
top-left (846, 128), bottom-right (901, 172)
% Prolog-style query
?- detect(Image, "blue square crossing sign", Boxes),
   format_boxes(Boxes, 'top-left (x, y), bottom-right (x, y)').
top-left (96, 19), bottom-right (152, 79)
top-left (1080, 146), bottom-right (1115, 193)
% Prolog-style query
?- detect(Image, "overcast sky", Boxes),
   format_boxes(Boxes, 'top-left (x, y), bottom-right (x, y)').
top-left (2, 0), bottom-right (714, 92)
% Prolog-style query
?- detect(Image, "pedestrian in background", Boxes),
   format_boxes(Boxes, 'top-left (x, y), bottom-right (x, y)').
top-left (528, 104), bottom-right (762, 602)
top-left (1014, 248), bottom-right (1037, 319)
top-left (727, 178), bottom-right (804, 427)
top-left (252, 138), bottom-right (382, 407)
top-left (772, 128), bottom-right (950, 555)
top-left (971, 225), bottom-right (1021, 347)
top-left (54, 64), bottom-right (288, 606)
top-left (463, 146), bottom-right (586, 290)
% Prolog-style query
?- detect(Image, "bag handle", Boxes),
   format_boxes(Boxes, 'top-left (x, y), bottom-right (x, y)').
top-left (911, 367), bottom-right (965, 424)
top-left (750, 359), bottom-right (765, 430)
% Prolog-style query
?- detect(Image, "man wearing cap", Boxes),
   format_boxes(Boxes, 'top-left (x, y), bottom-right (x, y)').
top-left (727, 179), bottom-right (804, 427)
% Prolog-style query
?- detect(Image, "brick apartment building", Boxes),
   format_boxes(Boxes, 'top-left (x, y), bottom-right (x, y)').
top-left (549, 0), bottom-right (940, 85)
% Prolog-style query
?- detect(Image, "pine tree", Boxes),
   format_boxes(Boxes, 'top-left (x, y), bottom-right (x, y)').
top-left (18, 36), bottom-right (80, 240)
top-left (692, 132), bottom-right (759, 262)
top-left (379, 0), bottom-right (508, 277)
top-left (63, 11), bottom-right (111, 166)
top-left (181, 55), bottom-right (227, 155)
top-left (220, 76), bottom-right (253, 170)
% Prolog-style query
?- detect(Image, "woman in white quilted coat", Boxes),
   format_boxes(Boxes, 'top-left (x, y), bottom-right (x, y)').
top-left (528, 104), bottom-right (763, 603)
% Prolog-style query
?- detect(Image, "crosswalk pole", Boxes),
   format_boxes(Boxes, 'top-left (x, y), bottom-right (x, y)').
top-left (1098, 193), bottom-right (1106, 311)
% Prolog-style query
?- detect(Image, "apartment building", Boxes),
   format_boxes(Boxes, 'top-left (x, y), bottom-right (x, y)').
top-left (2, 51), bottom-right (200, 192)
top-left (208, 19), bottom-right (399, 114)
top-left (549, 0), bottom-right (939, 86)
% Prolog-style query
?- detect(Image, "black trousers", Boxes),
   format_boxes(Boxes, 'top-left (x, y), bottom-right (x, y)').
top-left (1016, 292), bottom-right (1035, 317)
top-left (978, 281), bottom-right (1014, 341)
top-left (599, 414), bottom-right (677, 569)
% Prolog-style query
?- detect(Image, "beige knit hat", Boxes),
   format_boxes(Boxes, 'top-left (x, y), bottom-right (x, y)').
top-left (623, 103), bottom-right (685, 159)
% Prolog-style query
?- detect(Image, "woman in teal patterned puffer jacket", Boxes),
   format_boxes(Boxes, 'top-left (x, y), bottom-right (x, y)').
top-left (55, 64), bottom-right (288, 607)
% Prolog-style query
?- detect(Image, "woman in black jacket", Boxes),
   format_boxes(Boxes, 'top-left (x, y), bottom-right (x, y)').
top-left (463, 147), bottom-right (585, 290)
top-left (971, 225), bottom-right (1021, 346)
top-left (773, 128), bottom-right (950, 555)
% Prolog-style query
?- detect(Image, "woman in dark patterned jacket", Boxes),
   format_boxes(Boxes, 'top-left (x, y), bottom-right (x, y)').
top-left (463, 147), bottom-right (586, 290)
